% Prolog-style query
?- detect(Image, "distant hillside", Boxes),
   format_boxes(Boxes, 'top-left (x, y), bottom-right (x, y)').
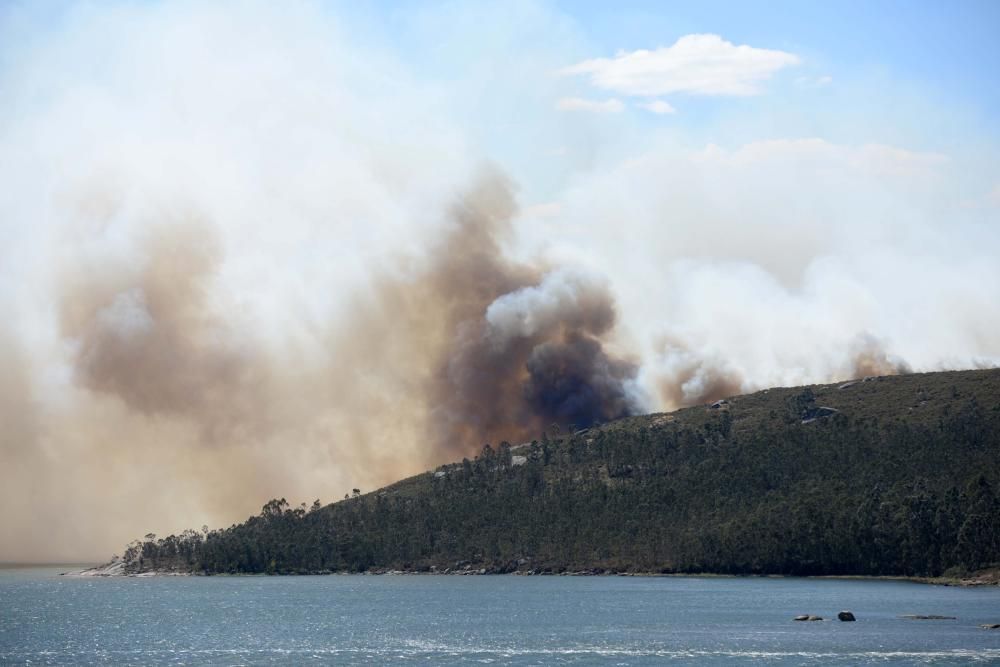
top-left (122, 369), bottom-right (1000, 578)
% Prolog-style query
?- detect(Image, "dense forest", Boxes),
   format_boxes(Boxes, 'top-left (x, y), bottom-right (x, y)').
top-left (121, 369), bottom-right (1000, 578)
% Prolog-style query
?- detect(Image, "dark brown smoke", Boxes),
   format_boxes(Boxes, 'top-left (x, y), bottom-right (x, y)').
top-left (524, 331), bottom-right (638, 429)
top-left (348, 168), bottom-right (642, 457)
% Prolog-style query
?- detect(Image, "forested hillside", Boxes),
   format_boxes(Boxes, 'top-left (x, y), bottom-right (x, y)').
top-left (122, 369), bottom-right (1000, 578)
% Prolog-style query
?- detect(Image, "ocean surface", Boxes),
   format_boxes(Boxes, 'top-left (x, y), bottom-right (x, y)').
top-left (1, 567), bottom-right (999, 665)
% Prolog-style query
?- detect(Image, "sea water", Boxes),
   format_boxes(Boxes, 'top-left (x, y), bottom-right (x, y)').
top-left (1, 566), bottom-right (999, 665)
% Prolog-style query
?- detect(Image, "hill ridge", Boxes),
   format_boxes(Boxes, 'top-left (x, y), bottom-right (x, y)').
top-left (117, 368), bottom-right (1000, 578)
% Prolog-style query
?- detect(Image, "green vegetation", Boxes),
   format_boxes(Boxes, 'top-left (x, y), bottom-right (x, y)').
top-left (124, 369), bottom-right (1000, 577)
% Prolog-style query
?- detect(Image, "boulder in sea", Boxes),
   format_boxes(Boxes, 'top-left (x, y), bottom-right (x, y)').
top-left (794, 615), bottom-right (823, 621)
top-left (793, 615), bottom-right (809, 621)
top-left (981, 623), bottom-right (1000, 629)
top-left (838, 611), bottom-right (856, 622)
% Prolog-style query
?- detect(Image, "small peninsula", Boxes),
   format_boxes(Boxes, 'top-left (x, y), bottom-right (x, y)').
top-left (108, 369), bottom-right (1000, 580)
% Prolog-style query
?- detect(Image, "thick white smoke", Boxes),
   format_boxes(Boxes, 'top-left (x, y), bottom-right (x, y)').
top-left (532, 138), bottom-right (1000, 403)
top-left (485, 270), bottom-right (615, 347)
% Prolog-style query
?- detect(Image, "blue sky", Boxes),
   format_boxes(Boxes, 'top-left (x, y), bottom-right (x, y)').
top-left (277, 0), bottom-right (1000, 201)
top-left (366, 1), bottom-right (1000, 133)
top-left (5, 0), bottom-right (998, 156)
top-left (557, 0), bottom-right (999, 94)
top-left (561, 0), bottom-right (1000, 137)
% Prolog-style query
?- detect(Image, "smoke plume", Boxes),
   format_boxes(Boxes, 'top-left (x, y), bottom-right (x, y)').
top-left (357, 171), bottom-right (641, 456)
top-left (655, 338), bottom-right (746, 409)
top-left (59, 219), bottom-right (261, 426)
top-left (846, 333), bottom-right (913, 379)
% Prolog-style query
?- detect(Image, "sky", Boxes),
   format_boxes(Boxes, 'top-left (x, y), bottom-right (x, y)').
top-left (0, 0), bottom-right (998, 561)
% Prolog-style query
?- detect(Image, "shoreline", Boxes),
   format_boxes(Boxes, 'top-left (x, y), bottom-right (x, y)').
top-left (60, 563), bottom-right (1000, 587)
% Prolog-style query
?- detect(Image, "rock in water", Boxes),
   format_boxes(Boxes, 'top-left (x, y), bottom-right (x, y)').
top-left (838, 611), bottom-right (856, 622)
top-left (794, 615), bottom-right (823, 621)
top-left (793, 615), bottom-right (809, 621)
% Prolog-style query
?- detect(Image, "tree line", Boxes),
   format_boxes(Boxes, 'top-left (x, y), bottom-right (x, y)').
top-left (122, 369), bottom-right (1000, 578)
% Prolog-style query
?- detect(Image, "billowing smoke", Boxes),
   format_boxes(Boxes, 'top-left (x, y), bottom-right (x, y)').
top-left (1, 2), bottom-right (998, 561)
top-left (653, 332), bottom-right (913, 409)
top-left (845, 333), bottom-right (913, 379)
top-left (56, 170), bottom-right (638, 457)
top-left (655, 338), bottom-right (745, 408)
top-left (59, 220), bottom-right (258, 425)
top-left (357, 171), bottom-right (641, 456)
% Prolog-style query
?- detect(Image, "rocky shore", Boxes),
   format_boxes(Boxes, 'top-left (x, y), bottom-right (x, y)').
top-left (63, 561), bottom-right (1000, 586)
top-left (62, 560), bottom-right (189, 577)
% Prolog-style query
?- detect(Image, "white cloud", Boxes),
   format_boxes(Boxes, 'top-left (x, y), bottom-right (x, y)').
top-left (638, 100), bottom-right (676, 114)
top-left (561, 34), bottom-right (800, 97)
top-left (556, 97), bottom-right (624, 113)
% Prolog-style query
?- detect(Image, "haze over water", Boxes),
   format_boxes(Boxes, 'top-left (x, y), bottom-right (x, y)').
top-left (2, 568), bottom-right (999, 665)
